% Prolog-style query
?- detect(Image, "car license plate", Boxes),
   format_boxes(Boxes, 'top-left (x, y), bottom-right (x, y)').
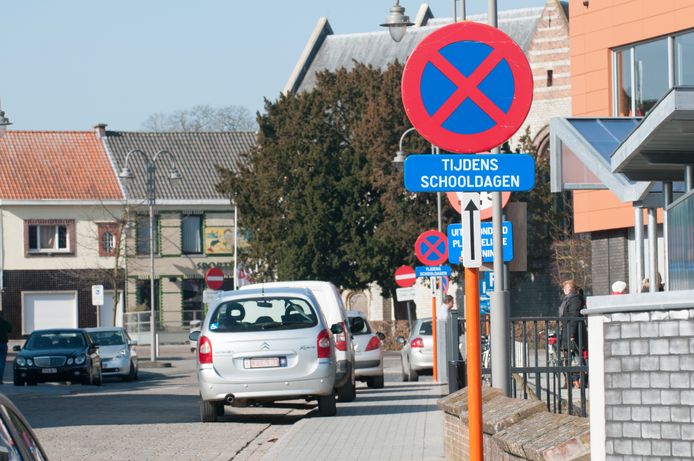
top-left (246, 357), bottom-right (280, 369)
top-left (41, 368), bottom-right (57, 374)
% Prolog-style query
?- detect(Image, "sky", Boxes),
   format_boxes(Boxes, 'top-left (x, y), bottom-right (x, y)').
top-left (1, 0), bottom-right (546, 131)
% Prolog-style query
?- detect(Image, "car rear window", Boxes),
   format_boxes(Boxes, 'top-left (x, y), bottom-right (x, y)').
top-left (418, 321), bottom-right (432, 336)
top-left (348, 316), bottom-right (372, 335)
top-left (209, 297), bottom-right (318, 332)
top-left (88, 330), bottom-right (126, 346)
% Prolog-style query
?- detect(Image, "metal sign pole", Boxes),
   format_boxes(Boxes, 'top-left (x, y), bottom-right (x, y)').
top-left (465, 267), bottom-right (483, 461)
top-left (431, 275), bottom-right (438, 381)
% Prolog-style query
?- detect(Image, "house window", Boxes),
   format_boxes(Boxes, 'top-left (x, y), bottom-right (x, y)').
top-left (546, 69), bottom-right (553, 87)
top-left (136, 215), bottom-right (158, 255)
top-left (613, 30), bottom-right (694, 116)
top-left (98, 223), bottom-right (120, 257)
top-left (675, 31), bottom-right (694, 85)
top-left (182, 215), bottom-right (202, 254)
top-left (25, 220), bottom-right (73, 254)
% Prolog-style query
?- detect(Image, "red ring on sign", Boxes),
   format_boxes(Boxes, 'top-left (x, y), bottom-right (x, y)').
top-left (402, 22), bottom-right (533, 154)
top-left (414, 230), bottom-right (449, 266)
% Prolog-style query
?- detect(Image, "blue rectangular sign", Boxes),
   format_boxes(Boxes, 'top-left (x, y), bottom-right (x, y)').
top-left (416, 265), bottom-right (452, 277)
top-left (447, 222), bottom-right (513, 264)
top-left (404, 154), bottom-right (535, 192)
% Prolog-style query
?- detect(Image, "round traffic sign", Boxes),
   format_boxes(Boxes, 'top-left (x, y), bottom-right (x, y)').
top-left (447, 191), bottom-right (511, 221)
top-left (402, 21), bottom-right (533, 153)
top-left (414, 230), bottom-right (448, 266)
top-left (394, 265), bottom-right (417, 288)
top-left (205, 267), bottom-right (225, 290)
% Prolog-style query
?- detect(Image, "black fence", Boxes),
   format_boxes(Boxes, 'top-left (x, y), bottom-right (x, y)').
top-left (447, 312), bottom-right (588, 417)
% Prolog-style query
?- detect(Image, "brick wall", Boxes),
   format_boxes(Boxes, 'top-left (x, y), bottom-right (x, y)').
top-left (603, 308), bottom-right (694, 459)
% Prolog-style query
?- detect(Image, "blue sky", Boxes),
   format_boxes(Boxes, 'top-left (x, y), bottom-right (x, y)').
top-left (1, 1), bottom-right (545, 131)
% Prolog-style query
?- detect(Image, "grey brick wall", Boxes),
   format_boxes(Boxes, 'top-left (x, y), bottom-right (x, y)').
top-left (603, 308), bottom-right (694, 459)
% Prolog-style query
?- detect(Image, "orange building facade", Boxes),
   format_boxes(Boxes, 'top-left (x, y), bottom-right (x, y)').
top-left (569, 0), bottom-right (694, 233)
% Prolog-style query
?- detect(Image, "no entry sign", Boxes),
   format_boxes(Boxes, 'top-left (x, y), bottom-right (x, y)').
top-left (414, 230), bottom-right (449, 266)
top-left (205, 267), bottom-right (225, 290)
top-left (394, 265), bottom-right (417, 288)
top-left (401, 21), bottom-right (533, 153)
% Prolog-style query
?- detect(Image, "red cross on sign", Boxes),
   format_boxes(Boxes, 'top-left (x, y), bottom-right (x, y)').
top-left (414, 230), bottom-right (448, 266)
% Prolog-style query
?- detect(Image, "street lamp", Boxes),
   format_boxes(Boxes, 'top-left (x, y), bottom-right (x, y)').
top-left (119, 149), bottom-right (181, 362)
top-left (380, 0), bottom-right (413, 43)
top-left (0, 110), bottom-right (12, 138)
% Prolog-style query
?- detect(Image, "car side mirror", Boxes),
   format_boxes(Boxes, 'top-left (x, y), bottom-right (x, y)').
top-left (189, 330), bottom-right (201, 342)
top-left (377, 332), bottom-right (386, 341)
top-left (12, 345), bottom-right (21, 352)
top-left (395, 336), bottom-right (406, 345)
top-left (330, 323), bottom-right (343, 335)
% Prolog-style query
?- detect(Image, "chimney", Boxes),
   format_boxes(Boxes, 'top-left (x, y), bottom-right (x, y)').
top-left (94, 123), bottom-right (107, 139)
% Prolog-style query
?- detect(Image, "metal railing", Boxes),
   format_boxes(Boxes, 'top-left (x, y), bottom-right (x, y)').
top-left (510, 316), bottom-right (588, 417)
top-left (124, 309), bottom-right (204, 344)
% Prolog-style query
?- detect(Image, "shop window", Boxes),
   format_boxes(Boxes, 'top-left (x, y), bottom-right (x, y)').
top-left (182, 215), bottom-right (202, 254)
top-left (98, 223), bottom-right (120, 257)
top-left (182, 279), bottom-right (204, 326)
top-left (136, 215), bottom-right (158, 255)
top-left (25, 220), bottom-right (73, 255)
top-left (675, 31), bottom-right (694, 85)
top-left (136, 279), bottom-right (160, 314)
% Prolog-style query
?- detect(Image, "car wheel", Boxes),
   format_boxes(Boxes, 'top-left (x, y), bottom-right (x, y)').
top-left (125, 360), bottom-right (138, 382)
top-left (216, 403), bottom-right (225, 417)
top-left (405, 358), bottom-right (418, 382)
top-left (317, 390), bottom-right (336, 417)
top-left (93, 367), bottom-right (102, 386)
top-left (27, 380), bottom-right (37, 386)
top-left (13, 377), bottom-right (24, 386)
top-left (336, 379), bottom-right (356, 402)
top-left (82, 371), bottom-right (93, 386)
top-left (368, 375), bottom-right (385, 389)
top-left (401, 359), bottom-right (410, 382)
top-left (200, 398), bottom-right (220, 423)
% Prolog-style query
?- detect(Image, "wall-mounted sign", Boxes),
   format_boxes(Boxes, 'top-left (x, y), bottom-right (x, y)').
top-left (205, 227), bottom-right (234, 254)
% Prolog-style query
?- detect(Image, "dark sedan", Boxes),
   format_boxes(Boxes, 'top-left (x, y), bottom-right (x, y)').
top-left (13, 329), bottom-right (102, 386)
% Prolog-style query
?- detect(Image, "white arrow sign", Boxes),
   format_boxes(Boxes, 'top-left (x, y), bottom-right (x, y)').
top-left (460, 193), bottom-right (482, 268)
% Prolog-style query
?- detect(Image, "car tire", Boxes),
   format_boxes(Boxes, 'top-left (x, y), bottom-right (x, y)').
top-left (404, 358), bottom-right (418, 382)
top-left (82, 371), bottom-right (93, 386)
top-left (13, 377), bottom-right (23, 386)
top-left (200, 398), bottom-right (220, 423)
top-left (317, 390), bottom-right (336, 417)
top-left (368, 375), bottom-right (385, 389)
top-left (401, 359), bottom-right (410, 382)
top-left (216, 403), bottom-right (225, 417)
top-left (27, 380), bottom-right (37, 386)
top-left (125, 361), bottom-right (138, 382)
top-left (93, 367), bottom-right (102, 386)
top-left (336, 379), bottom-right (356, 402)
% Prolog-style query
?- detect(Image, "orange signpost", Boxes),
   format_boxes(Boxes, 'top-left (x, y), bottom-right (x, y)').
top-left (465, 267), bottom-right (483, 461)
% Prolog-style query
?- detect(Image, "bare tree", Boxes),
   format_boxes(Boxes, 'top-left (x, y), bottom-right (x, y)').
top-left (141, 104), bottom-right (257, 132)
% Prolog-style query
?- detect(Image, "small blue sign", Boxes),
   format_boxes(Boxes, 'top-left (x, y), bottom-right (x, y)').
top-left (404, 154), bottom-right (535, 192)
top-left (479, 271), bottom-right (494, 315)
top-left (447, 222), bottom-right (513, 264)
top-left (416, 265), bottom-right (452, 277)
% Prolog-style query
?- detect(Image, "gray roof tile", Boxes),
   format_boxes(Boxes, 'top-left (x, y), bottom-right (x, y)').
top-left (294, 7), bottom-right (543, 93)
top-left (104, 131), bottom-right (256, 201)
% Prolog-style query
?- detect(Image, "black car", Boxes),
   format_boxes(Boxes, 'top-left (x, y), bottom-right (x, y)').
top-left (0, 393), bottom-right (48, 460)
top-left (13, 329), bottom-right (102, 386)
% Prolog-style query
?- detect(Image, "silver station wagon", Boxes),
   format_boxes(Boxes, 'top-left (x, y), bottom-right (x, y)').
top-left (190, 287), bottom-right (338, 422)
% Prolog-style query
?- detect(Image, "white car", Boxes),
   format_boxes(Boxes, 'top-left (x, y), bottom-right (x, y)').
top-left (240, 281), bottom-right (357, 402)
top-left (346, 310), bottom-right (385, 388)
top-left (85, 327), bottom-right (138, 381)
top-left (397, 318), bottom-right (433, 382)
top-left (190, 287), bottom-right (337, 422)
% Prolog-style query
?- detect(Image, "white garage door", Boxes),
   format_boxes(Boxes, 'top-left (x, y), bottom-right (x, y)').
top-left (22, 291), bottom-right (78, 334)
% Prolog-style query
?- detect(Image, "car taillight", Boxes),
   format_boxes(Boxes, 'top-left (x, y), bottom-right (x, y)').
top-left (583, 350), bottom-right (588, 360)
top-left (411, 337), bottom-right (424, 348)
top-left (365, 335), bottom-right (381, 352)
top-left (335, 321), bottom-right (347, 351)
top-left (198, 336), bottom-right (213, 364)
top-left (317, 329), bottom-right (331, 359)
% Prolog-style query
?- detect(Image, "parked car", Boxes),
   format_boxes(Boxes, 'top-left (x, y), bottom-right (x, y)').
top-left (0, 393), bottom-right (48, 460)
top-left (397, 318), bottom-right (433, 382)
top-left (85, 327), bottom-right (138, 381)
top-left (240, 281), bottom-right (356, 402)
top-left (13, 329), bottom-right (102, 386)
top-left (346, 310), bottom-right (385, 388)
top-left (190, 287), bottom-right (338, 422)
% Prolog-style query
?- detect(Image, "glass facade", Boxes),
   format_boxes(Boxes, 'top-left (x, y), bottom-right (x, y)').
top-left (668, 192), bottom-right (694, 291)
top-left (613, 29), bottom-right (693, 116)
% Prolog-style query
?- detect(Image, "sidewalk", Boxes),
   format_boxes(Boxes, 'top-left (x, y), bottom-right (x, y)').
top-left (262, 380), bottom-right (446, 461)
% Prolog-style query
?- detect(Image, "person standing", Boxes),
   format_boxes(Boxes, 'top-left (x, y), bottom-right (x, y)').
top-left (557, 280), bottom-right (583, 388)
top-left (0, 312), bottom-right (12, 384)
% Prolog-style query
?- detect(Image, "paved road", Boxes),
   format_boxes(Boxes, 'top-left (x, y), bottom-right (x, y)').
top-left (2, 347), bottom-right (443, 461)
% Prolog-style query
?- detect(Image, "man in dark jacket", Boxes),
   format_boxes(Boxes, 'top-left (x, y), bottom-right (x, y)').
top-left (558, 280), bottom-right (584, 350)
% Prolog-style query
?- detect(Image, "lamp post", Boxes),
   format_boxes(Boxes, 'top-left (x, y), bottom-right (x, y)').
top-left (380, 1), bottom-right (414, 43)
top-left (119, 149), bottom-right (181, 362)
top-left (0, 110), bottom-right (11, 137)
